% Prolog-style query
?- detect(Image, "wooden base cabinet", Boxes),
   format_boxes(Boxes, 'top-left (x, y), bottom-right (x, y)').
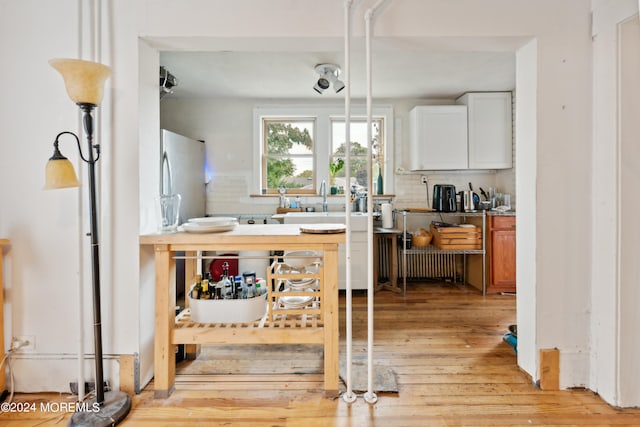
top-left (468, 215), bottom-right (516, 294)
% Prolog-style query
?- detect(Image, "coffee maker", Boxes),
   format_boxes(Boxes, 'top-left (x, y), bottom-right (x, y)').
top-left (432, 184), bottom-right (457, 212)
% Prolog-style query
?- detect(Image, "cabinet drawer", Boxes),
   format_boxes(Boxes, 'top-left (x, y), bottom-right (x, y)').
top-left (491, 216), bottom-right (515, 230)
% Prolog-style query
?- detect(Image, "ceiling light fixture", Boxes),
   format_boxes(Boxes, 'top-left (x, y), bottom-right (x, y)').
top-left (313, 63), bottom-right (345, 94)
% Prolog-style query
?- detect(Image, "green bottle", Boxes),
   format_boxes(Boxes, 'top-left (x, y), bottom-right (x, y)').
top-left (191, 274), bottom-right (203, 299)
top-left (377, 169), bottom-right (383, 195)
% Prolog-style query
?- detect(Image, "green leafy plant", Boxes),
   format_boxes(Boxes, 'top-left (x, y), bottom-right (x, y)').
top-left (329, 158), bottom-right (344, 185)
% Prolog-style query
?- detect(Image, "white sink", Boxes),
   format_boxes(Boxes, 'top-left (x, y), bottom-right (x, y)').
top-left (282, 211), bottom-right (368, 231)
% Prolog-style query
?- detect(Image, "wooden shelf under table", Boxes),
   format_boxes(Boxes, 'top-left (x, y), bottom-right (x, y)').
top-left (174, 308), bottom-right (325, 345)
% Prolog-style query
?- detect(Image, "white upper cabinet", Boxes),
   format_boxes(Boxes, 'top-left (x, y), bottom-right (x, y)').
top-left (408, 92), bottom-right (513, 171)
top-left (409, 105), bottom-right (468, 170)
top-left (457, 92), bottom-right (513, 169)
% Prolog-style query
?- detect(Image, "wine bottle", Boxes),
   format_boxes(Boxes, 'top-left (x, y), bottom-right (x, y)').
top-left (191, 274), bottom-right (203, 299)
top-left (201, 278), bottom-right (211, 299)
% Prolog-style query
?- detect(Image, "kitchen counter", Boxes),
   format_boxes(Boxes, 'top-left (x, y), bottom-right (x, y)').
top-left (140, 223), bottom-right (346, 247)
top-left (140, 224), bottom-right (345, 398)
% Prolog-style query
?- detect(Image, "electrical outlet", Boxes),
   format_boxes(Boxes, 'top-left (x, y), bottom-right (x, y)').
top-left (13, 335), bottom-right (35, 351)
top-left (421, 175), bottom-right (428, 184)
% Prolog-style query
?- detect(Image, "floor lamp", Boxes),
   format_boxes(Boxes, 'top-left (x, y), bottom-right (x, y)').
top-left (45, 58), bottom-right (131, 426)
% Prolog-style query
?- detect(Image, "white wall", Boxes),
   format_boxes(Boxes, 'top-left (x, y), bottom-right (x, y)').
top-left (591, 0), bottom-right (640, 407)
top-left (515, 39), bottom-right (538, 383)
top-left (618, 15), bottom-right (640, 408)
top-left (619, 15), bottom-right (640, 406)
top-left (0, 0), bottom-right (137, 391)
top-left (160, 96), bottom-right (515, 214)
top-left (2, 0), bottom-right (639, 407)
top-left (138, 38), bottom-right (162, 390)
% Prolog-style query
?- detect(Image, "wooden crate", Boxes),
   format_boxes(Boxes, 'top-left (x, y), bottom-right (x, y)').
top-left (276, 207), bottom-right (303, 213)
top-left (430, 223), bottom-right (482, 250)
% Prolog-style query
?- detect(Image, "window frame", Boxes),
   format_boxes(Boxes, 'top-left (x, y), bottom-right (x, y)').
top-left (330, 118), bottom-right (385, 192)
top-left (253, 105), bottom-right (394, 195)
top-left (261, 118), bottom-right (317, 195)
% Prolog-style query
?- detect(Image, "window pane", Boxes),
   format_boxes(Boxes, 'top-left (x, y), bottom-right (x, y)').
top-left (267, 121), bottom-right (313, 155)
top-left (266, 156), bottom-right (313, 190)
top-left (264, 120), bottom-right (314, 192)
top-left (331, 120), bottom-right (382, 191)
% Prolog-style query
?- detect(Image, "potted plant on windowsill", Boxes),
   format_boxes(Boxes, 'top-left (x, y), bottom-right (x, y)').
top-left (329, 158), bottom-right (344, 195)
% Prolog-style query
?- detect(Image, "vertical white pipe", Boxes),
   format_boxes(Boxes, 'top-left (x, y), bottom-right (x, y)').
top-left (342, 0), bottom-right (357, 404)
top-left (364, 0), bottom-right (390, 405)
top-left (75, 0), bottom-right (86, 402)
top-left (75, 0), bottom-right (108, 401)
top-left (364, 2), bottom-right (376, 405)
top-left (364, 8), bottom-right (376, 404)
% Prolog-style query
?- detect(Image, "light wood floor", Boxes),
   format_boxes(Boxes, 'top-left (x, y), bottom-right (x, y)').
top-left (3, 282), bottom-right (640, 426)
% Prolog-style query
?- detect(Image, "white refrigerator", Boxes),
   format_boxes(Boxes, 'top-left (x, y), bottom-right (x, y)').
top-left (160, 129), bottom-right (206, 223)
top-left (160, 129), bottom-right (206, 312)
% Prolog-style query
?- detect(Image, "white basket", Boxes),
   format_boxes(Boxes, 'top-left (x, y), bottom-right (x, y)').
top-left (188, 287), bottom-right (268, 323)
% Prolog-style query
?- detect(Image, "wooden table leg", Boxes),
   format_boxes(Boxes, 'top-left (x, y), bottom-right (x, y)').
top-left (322, 244), bottom-right (339, 396)
top-left (183, 251), bottom-right (200, 360)
top-left (183, 250), bottom-right (197, 303)
top-left (154, 244), bottom-right (176, 398)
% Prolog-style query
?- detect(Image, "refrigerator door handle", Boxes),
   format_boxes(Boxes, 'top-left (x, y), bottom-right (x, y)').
top-left (161, 151), bottom-right (173, 196)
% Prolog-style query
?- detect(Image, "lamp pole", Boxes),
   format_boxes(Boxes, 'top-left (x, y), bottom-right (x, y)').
top-left (79, 103), bottom-right (105, 406)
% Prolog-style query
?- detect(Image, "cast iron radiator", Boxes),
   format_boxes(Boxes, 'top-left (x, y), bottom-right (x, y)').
top-left (376, 236), bottom-right (456, 281)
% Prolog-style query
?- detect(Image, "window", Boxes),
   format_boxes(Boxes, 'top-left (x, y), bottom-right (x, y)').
top-left (262, 119), bottom-right (315, 194)
top-left (255, 105), bottom-right (393, 195)
top-left (330, 119), bottom-right (383, 193)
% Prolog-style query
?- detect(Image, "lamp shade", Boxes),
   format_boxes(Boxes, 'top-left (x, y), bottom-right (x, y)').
top-left (49, 58), bottom-right (111, 105)
top-left (44, 154), bottom-right (80, 190)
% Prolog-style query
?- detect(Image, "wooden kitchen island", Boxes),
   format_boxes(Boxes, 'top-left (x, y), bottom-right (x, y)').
top-left (140, 224), bottom-right (344, 398)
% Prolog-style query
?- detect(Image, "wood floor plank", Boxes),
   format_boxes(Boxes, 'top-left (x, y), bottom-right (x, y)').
top-left (3, 282), bottom-right (639, 426)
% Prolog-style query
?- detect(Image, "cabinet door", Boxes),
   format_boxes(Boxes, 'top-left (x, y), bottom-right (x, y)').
top-left (491, 229), bottom-right (516, 287)
top-left (458, 92), bottom-right (513, 169)
top-left (338, 231), bottom-right (368, 290)
top-left (409, 105), bottom-right (468, 170)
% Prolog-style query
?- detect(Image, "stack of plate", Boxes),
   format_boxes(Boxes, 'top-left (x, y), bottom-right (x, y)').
top-left (279, 288), bottom-right (315, 309)
top-left (283, 250), bottom-right (321, 270)
top-left (286, 277), bottom-right (316, 290)
top-left (276, 252), bottom-right (320, 309)
top-left (181, 216), bottom-right (239, 233)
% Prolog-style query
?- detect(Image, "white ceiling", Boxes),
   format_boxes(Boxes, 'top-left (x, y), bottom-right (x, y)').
top-left (159, 37), bottom-right (519, 100)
